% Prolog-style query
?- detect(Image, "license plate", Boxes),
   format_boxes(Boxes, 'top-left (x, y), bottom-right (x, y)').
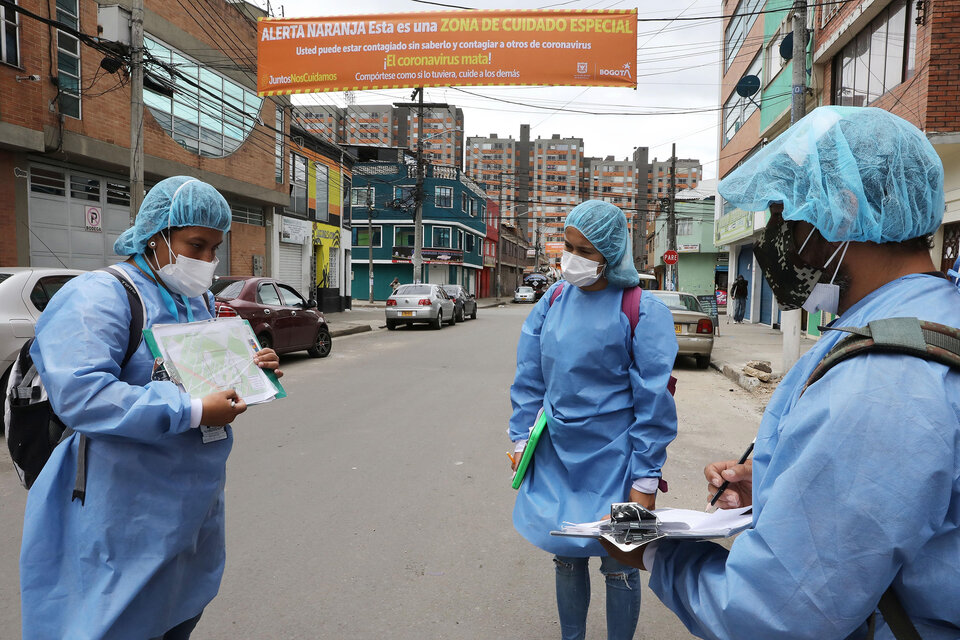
top-left (674, 324), bottom-right (682, 334)
top-left (400, 311), bottom-right (414, 317)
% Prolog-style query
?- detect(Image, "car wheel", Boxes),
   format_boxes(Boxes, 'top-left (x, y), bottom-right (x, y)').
top-left (386, 319), bottom-right (397, 330)
top-left (470, 306), bottom-right (477, 320)
top-left (448, 309), bottom-right (457, 326)
top-left (257, 333), bottom-right (272, 350)
top-left (457, 307), bottom-right (465, 322)
top-left (307, 328), bottom-right (332, 358)
top-left (695, 355), bottom-right (711, 369)
top-left (432, 311), bottom-right (443, 330)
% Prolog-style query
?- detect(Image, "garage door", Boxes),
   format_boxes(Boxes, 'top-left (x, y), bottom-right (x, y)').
top-left (427, 264), bottom-right (447, 284)
top-left (278, 242), bottom-right (305, 294)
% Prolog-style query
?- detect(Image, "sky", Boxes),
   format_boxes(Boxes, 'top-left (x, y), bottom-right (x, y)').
top-left (257, 0), bottom-right (724, 178)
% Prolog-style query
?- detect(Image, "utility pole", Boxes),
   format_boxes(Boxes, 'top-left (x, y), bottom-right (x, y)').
top-left (128, 0), bottom-right (144, 222)
top-left (782, 0), bottom-right (808, 373)
top-left (393, 91), bottom-right (449, 284)
top-left (496, 172), bottom-right (504, 299)
top-left (667, 144), bottom-right (678, 291)
top-left (367, 189), bottom-right (374, 303)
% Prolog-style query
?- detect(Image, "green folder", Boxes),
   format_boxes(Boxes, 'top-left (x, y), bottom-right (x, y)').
top-left (143, 318), bottom-right (286, 401)
top-left (512, 410), bottom-right (547, 490)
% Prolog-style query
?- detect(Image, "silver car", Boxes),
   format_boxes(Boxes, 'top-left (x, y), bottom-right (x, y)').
top-left (385, 284), bottom-right (456, 330)
top-left (650, 290), bottom-right (715, 369)
top-left (1, 268), bottom-right (84, 389)
top-left (514, 286), bottom-right (536, 303)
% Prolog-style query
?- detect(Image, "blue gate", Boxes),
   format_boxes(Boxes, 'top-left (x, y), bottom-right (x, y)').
top-left (736, 244), bottom-right (753, 322)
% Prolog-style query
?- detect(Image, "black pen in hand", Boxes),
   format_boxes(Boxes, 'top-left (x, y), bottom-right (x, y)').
top-left (709, 440), bottom-right (755, 507)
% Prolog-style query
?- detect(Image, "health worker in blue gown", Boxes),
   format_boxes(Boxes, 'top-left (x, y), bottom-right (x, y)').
top-left (19, 177), bottom-right (283, 640)
top-left (605, 107), bottom-right (960, 640)
top-left (509, 200), bottom-right (678, 640)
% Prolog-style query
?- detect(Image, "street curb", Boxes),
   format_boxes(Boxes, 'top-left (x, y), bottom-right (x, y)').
top-left (709, 358), bottom-right (762, 392)
top-left (330, 325), bottom-right (373, 338)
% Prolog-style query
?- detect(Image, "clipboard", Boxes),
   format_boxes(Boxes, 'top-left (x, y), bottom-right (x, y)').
top-left (512, 409), bottom-right (547, 490)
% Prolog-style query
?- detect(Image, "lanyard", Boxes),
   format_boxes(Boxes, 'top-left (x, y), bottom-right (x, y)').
top-left (133, 254), bottom-right (194, 322)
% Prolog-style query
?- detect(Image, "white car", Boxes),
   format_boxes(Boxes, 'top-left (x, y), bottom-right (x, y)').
top-left (1, 268), bottom-right (84, 389)
top-left (514, 286), bottom-right (536, 303)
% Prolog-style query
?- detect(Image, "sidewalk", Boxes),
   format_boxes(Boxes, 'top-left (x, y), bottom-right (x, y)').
top-left (708, 316), bottom-right (817, 392)
top-left (323, 297), bottom-right (507, 337)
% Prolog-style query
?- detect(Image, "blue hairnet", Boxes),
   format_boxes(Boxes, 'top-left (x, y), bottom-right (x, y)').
top-left (114, 176), bottom-right (232, 256)
top-left (565, 200), bottom-right (640, 288)
top-left (718, 106), bottom-right (944, 243)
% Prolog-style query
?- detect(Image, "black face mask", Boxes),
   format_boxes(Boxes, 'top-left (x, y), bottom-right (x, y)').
top-left (753, 217), bottom-right (823, 311)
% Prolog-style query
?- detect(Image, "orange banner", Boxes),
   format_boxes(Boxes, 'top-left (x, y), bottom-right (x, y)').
top-left (544, 241), bottom-right (565, 258)
top-left (257, 10), bottom-right (637, 96)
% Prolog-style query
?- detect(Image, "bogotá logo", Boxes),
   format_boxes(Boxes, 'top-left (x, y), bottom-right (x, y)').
top-left (576, 62), bottom-right (588, 74)
top-left (599, 63), bottom-right (632, 79)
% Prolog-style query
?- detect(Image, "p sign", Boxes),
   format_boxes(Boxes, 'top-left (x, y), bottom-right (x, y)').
top-left (85, 206), bottom-right (102, 233)
top-left (663, 249), bottom-right (679, 265)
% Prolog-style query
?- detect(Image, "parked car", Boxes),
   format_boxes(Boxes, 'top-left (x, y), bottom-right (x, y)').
top-left (1, 267), bottom-right (84, 391)
top-left (514, 286), bottom-right (536, 303)
top-left (385, 284), bottom-right (456, 330)
top-left (649, 290), bottom-right (714, 369)
top-left (638, 273), bottom-right (658, 290)
top-left (441, 284), bottom-right (478, 322)
top-left (210, 276), bottom-right (331, 357)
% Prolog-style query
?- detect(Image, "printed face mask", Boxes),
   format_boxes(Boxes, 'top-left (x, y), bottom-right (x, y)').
top-left (801, 239), bottom-right (849, 316)
top-left (151, 234), bottom-right (218, 298)
top-left (561, 251), bottom-right (604, 288)
top-left (753, 218), bottom-right (822, 311)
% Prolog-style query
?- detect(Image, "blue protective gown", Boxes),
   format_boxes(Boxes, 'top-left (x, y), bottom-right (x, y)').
top-left (649, 274), bottom-right (960, 640)
top-left (510, 282), bottom-right (678, 556)
top-left (20, 262), bottom-right (232, 640)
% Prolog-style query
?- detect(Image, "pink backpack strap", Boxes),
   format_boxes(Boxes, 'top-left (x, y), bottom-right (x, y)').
top-left (549, 282), bottom-right (565, 307)
top-left (620, 286), bottom-right (642, 337)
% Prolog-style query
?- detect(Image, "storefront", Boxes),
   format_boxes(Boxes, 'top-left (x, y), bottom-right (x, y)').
top-left (314, 222), bottom-right (342, 311)
top-left (279, 216), bottom-right (313, 297)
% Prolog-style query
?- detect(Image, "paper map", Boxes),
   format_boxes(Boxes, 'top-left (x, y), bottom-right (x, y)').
top-left (145, 318), bottom-right (279, 405)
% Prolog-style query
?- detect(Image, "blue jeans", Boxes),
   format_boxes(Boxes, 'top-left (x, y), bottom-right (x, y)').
top-left (554, 555), bottom-right (642, 640)
top-left (733, 298), bottom-right (746, 323)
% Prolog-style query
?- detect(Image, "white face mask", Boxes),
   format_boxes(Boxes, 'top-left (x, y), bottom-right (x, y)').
top-left (561, 251), bottom-right (604, 288)
top-left (151, 234), bottom-right (218, 298)
top-left (800, 231), bottom-right (849, 316)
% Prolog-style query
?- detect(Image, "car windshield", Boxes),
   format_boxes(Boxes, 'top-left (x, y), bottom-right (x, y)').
top-left (652, 292), bottom-right (703, 313)
top-left (441, 286), bottom-right (459, 296)
top-left (518, 287), bottom-right (534, 293)
top-left (211, 279), bottom-right (244, 298)
top-left (396, 284), bottom-right (432, 295)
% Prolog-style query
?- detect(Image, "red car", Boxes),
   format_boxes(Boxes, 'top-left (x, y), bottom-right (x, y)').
top-left (210, 276), bottom-right (331, 358)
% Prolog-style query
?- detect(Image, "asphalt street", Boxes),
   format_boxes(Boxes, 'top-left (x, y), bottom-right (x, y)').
top-left (0, 303), bottom-right (766, 639)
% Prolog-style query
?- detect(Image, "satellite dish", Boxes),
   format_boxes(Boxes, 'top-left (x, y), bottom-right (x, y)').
top-left (736, 75), bottom-right (761, 98)
top-left (780, 32), bottom-right (794, 60)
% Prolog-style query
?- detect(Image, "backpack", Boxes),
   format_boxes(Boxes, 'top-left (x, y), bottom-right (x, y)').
top-left (4, 266), bottom-right (145, 504)
top-left (801, 316), bottom-right (960, 640)
top-left (549, 282), bottom-right (675, 493)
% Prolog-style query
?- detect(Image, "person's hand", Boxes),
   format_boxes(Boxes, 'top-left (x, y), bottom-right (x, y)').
top-left (705, 458), bottom-right (753, 509)
top-left (201, 389), bottom-right (247, 426)
top-left (511, 446), bottom-right (525, 472)
top-left (599, 539), bottom-right (647, 570)
top-left (629, 488), bottom-right (656, 511)
top-left (253, 348), bottom-right (283, 379)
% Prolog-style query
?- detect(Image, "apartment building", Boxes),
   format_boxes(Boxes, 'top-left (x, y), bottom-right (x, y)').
top-left (529, 134), bottom-right (584, 248)
top-left (465, 133), bottom-right (517, 220)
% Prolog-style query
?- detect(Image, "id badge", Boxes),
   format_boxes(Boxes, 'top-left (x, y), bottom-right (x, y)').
top-left (200, 425), bottom-right (228, 444)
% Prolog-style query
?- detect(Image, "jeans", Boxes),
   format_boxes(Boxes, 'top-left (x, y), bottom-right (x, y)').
top-left (554, 555), bottom-right (642, 640)
top-left (733, 298), bottom-right (746, 323)
top-left (149, 612), bottom-right (203, 640)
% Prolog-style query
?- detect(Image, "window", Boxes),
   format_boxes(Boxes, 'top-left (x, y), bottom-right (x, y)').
top-left (144, 36), bottom-right (263, 157)
top-left (277, 284), bottom-right (305, 307)
top-left (257, 283), bottom-right (282, 306)
top-left (724, 0), bottom-right (762, 71)
top-left (30, 167), bottom-right (65, 196)
top-left (723, 53), bottom-right (761, 146)
top-left (461, 192), bottom-right (468, 212)
top-left (677, 219), bottom-right (693, 236)
top-left (466, 234), bottom-right (475, 252)
top-left (56, 0), bottom-right (80, 118)
top-left (395, 226), bottom-right (415, 247)
top-left (763, 23), bottom-right (788, 86)
top-left (289, 153), bottom-right (307, 215)
top-left (29, 276), bottom-right (75, 312)
top-left (70, 175), bottom-right (100, 202)
top-left (231, 203), bottom-right (264, 226)
top-left (394, 186), bottom-right (415, 207)
top-left (433, 226), bottom-right (451, 248)
top-left (456, 230), bottom-right (464, 249)
top-left (435, 186), bottom-right (453, 208)
top-left (833, 0), bottom-right (916, 107)
top-left (275, 107), bottom-right (284, 183)
top-left (351, 186), bottom-right (374, 208)
top-left (315, 163), bottom-right (329, 222)
top-left (1, 1), bottom-right (19, 67)
top-left (352, 226), bottom-right (381, 247)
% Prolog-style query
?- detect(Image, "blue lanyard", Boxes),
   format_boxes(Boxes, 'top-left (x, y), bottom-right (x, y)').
top-left (134, 254), bottom-right (195, 322)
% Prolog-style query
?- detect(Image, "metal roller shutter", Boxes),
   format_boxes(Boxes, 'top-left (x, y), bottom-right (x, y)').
top-left (278, 242), bottom-right (304, 292)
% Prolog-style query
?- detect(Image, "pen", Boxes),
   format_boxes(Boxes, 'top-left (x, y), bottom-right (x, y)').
top-left (709, 439), bottom-right (755, 507)
top-left (506, 452), bottom-right (517, 466)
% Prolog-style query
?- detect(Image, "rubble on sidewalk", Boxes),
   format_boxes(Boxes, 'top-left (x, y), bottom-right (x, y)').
top-left (742, 360), bottom-right (775, 383)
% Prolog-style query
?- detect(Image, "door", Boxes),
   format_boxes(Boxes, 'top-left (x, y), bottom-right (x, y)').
top-left (736, 244), bottom-right (753, 322)
top-left (255, 281), bottom-right (289, 350)
top-left (759, 276), bottom-right (773, 325)
top-left (277, 283), bottom-right (316, 348)
top-left (278, 242), bottom-right (305, 293)
top-left (427, 264), bottom-right (447, 284)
